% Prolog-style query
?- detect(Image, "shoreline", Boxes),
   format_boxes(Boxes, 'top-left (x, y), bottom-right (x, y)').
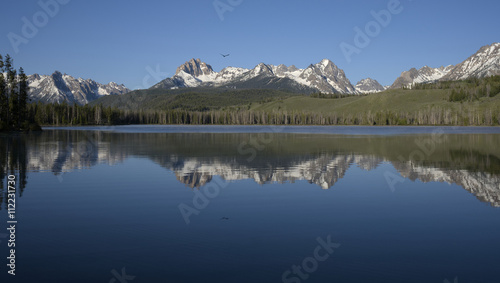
top-left (39, 124), bottom-right (500, 135)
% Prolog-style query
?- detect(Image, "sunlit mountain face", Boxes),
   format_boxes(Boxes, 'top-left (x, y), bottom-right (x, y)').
top-left (3, 130), bottom-right (499, 207)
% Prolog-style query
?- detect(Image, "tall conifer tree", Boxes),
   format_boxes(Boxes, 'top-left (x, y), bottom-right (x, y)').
top-left (18, 67), bottom-right (29, 128)
top-left (0, 54), bottom-right (8, 128)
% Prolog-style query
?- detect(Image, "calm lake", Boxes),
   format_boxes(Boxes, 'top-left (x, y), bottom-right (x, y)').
top-left (1, 126), bottom-right (500, 283)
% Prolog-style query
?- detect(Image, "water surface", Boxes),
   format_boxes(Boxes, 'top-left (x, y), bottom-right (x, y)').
top-left (1, 126), bottom-right (499, 283)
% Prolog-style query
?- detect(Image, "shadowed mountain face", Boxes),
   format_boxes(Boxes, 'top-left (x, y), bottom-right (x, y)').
top-left (2, 131), bottom-right (500, 208)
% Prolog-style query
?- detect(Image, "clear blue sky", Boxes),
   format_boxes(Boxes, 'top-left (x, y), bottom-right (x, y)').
top-left (1, 0), bottom-right (498, 88)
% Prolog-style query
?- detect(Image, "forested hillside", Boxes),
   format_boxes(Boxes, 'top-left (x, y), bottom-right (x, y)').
top-left (91, 88), bottom-right (299, 111)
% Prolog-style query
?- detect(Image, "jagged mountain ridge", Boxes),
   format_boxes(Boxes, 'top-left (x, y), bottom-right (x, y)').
top-left (152, 58), bottom-right (360, 94)
top-left (390, 65), bottom-right (454, 89)
top-left (24, 42), bottom-right (500, 104)
top-left (27, 71), bottom-right (130, 105)
top-left (154, 43), bottom-right (500, 94)
top-left (390, 42), bottom-right (500, 88)
top-left (441, 42), bottom-right (500, 80)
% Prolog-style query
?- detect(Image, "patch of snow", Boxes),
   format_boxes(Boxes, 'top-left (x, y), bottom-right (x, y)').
top-left (97, 86), bottom-right (110, 96)
top-left (176, 71), bottom-right (202, 87)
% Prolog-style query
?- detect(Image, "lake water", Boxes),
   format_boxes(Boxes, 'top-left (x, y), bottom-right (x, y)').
top-left (1, 126), bottom-right (500, 283)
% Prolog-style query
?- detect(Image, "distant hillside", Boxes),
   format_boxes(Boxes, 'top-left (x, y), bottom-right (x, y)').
top-left (252, 88), bottom-right (498, 114)
top-left (91, 88), bottom-right (300, 111)
top-left (250, 76), bottom-right (500, 125)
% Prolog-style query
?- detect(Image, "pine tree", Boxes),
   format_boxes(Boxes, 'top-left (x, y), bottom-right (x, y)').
top-left (18, 67), bottom-right (29, 129)
top-left (0, 55), bottom-right (7, 129)
top-left (5, 55), bottom-right (18, 130)
top-left (0, 54), bottom-right (39, 131)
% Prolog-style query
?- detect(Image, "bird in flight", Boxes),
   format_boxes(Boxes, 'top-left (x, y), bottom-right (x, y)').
top-left (220, 53), bottom-right (230, 57)
top-left (221, 217), bottom-right (229, 220)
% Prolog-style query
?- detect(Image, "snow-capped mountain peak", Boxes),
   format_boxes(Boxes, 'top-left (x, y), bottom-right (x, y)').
top-left (153, 58), bottom-right (359, 94)
top-left (154, 43), bottom-right (500, 94)
top-left (28, 71), bottom-right (130, 105)
top-left (297, 59), bottom-right (357, 94)
top-left (319, 58), bottom-right (333, 69)
top-left (441, 42), bottom-right (500, 80)
top-left (390, 65), bottom-right (455, 89)
top-left (355, 78), bottom-right (386, 94)
top-left (391, 42), bottom-right (500, 88)
top-left (250, 63), bottom-right (274, 77)
top-left (214, 66), bottom-right (250, 83)
top-left (175, 58), bottom-right (215, 77)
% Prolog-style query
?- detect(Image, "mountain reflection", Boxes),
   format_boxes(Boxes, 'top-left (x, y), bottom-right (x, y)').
top-left (2, 130), bottom-right (500, 207)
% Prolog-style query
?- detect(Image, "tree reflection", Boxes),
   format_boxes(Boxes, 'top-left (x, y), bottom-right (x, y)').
top-left (0, 134), bottom-right (28, 210)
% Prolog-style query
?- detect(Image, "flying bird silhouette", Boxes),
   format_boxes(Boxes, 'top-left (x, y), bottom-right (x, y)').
top-left (221, 217), bottom-right (229, 220)
top-left (220, 53), bottom-right (230, 57)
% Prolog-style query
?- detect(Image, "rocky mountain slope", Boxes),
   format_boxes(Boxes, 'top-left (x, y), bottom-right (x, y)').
top-left (389, 65), bottom-right (454, 89)
top-left (27, 71), bottom-right (130, 105)
top-left (391, 42), bottom-right (500, 88)
top-left (355, 78), bottom-right (386, 93)
top-left (155, 43), bottom-right (500, 95)
top-left (441, 42), bottom-right (500, 80)
top-left (25, 42), bottom-right (500, 104)
top-left (152, 58), bottom-right (359, 94)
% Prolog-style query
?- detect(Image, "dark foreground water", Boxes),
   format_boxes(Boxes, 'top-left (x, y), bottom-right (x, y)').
top-left (1, 126), bottom-right (500, 283)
